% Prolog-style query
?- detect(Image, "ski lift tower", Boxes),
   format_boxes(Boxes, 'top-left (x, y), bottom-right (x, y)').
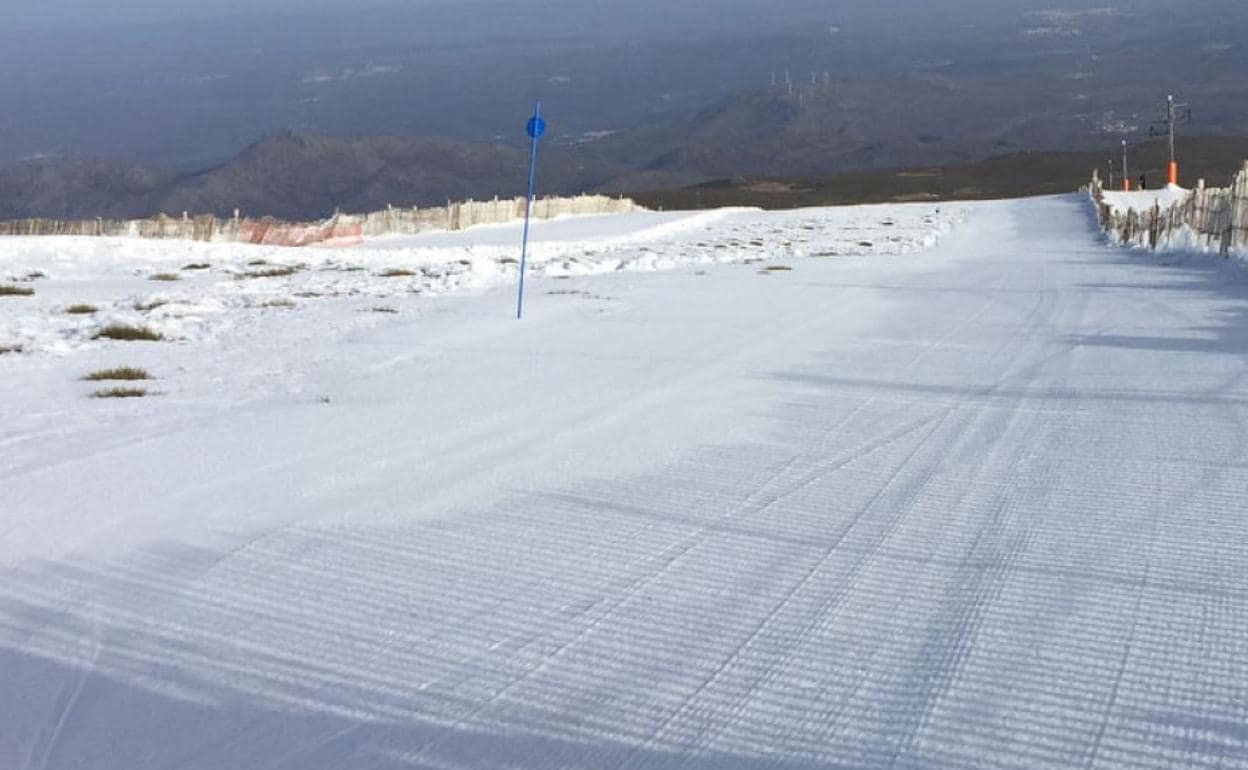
top-left (1121, 140), bottom-right (1130, 192)
top-left (1149, 94), bottom-right (1191, 186)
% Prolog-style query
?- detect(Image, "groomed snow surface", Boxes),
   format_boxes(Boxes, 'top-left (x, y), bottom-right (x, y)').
top-left (2, 197), bottom-right (1246, 769)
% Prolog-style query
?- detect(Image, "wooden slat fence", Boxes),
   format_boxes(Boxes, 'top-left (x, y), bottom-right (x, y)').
top-left (0, 194), bottom-right (643, 247)
top-left (1090, 161), bottom-right (1248, 257)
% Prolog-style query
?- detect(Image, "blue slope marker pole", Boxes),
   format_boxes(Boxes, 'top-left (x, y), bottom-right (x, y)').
top-left (517, 100), bottom-right (546, 320)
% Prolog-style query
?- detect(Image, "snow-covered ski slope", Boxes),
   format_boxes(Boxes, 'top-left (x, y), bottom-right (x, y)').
top-left (2, 196), bottom-right (1247, 769)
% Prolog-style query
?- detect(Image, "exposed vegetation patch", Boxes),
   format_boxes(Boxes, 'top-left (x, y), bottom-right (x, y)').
top-left (92, 386), bottom-right (150, 399)
top-left (371, 306), bottom-right (399, 314)
top-left (378, 268), bottom-right (418, 278)
top-left (0, 284), bottom-right (35, 296)
top-left (182, 263), bottom-right (212, 271)
top-left (84, 367), bottom-right (151, 381)
top-left (241, 265), bottom-right (302, 279)
top-left (0, 344), bottom-right (22, 355)
top-left (545, 289), bottom-right (614, 301)
top-left (149, 273), bottom-right (181, 282)
top-left (26, 271), bottom-right (48, 280)
top-left (762, 265), bottom-right (793, 272)
top-left (135, 299), bottom-right (168, 312)
top-left (256, 298), bottom-right (296, 308)
top-left (93, 324), bottom-right (164, 342)
top-left (65, 304), bottom-right (99, 315)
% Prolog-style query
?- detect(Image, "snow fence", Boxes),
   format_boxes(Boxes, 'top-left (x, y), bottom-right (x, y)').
top-left (0, 194), bottom-right (643, 247)
top-left (1089, 161), bottom-right (1248, 258)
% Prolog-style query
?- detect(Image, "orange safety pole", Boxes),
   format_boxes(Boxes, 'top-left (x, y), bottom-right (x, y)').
top-left (1167, 161), bottom-right (1179, 186)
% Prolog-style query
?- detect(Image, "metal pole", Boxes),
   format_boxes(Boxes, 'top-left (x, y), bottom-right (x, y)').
top-left (1166, 94), bottom-right (1180, 185)
top-left (1122, 140), bottom-right (1129, 191)
top-left (1167, 94), bottom-right (1176, 166)
top-left (517, 100), bottom-right (542, 320)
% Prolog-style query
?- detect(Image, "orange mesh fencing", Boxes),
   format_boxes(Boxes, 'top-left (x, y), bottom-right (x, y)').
top-left (238, 220), bottom-right (364, 248)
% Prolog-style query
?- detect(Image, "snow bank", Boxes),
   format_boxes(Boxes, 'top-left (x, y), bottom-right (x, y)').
top-left (1100, 184), bottom-right (1190, 217)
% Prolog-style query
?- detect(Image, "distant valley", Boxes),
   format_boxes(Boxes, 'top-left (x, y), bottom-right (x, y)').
top-left (2, 0), bottom-right (1246, 219)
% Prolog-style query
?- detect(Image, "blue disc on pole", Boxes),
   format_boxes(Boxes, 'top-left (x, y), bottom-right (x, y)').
top-left (526, 116), bottom-right (547, 139)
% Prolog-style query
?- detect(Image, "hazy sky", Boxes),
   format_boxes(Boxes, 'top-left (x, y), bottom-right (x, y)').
top-left (10, 0), bottom-right (917, 44)
top-left (18, 0), bottom-right (1239, 29)
top-left (27, 0), bottom-right (359, 22)
top-left (16, 0), bottom-right (473, 28)
top-left (17, 0), bottom-right (1007, 30)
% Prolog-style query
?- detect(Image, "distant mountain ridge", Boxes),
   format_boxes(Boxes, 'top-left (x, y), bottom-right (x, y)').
top-left (0, 133), bottom-right (627, 221)
top-left (2, 84), bottom-right (1246, 222)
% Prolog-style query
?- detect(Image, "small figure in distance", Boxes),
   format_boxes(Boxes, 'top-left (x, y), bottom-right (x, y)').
top-left (1138, 173), bottom-right (1147, 191)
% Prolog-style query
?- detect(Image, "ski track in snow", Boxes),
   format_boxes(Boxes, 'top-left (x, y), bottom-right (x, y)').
top-left (1, 196), bottom-right (1247, 769)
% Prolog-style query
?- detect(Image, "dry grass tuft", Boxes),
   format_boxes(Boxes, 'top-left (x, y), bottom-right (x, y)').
top-left (256, 298), bottom-right (296, 308)
top-left (241, 265), bottom-right (302, 279)
top-left (66, 304), bottom-right (98, 314)
top-left (0, 344), bottom-right (22, 355)
top-left (92, 386), bottom-right (150, 399)
top-left (378, 268), bottom-right (418, 278)
top-left (93, 324), bottom-right (164, 342)
top-left (371, 306), bottom-right (399, 314)
top-left (0, 284), bottom-right (35, 296)
top-left (135, 299), bottom-right (168, 312)
top-left (26, 271), bottom-right (48, 279)
top-left (84, 367), bottom-right (151, 381)
top-left (182, 263), bottom-right (212, 271)
top-left (149, 273), bottom-right (181, 282)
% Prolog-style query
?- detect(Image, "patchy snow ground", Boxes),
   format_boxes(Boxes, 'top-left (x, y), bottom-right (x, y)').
top-left (0, 205), bottom-right (956, 357)
top-left (2, 196), bottom-right (1247, 770)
